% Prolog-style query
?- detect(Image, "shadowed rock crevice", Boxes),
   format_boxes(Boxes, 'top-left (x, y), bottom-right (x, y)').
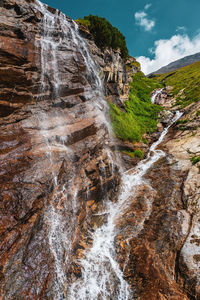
top-left (0, 104), bottom-right (17, 117)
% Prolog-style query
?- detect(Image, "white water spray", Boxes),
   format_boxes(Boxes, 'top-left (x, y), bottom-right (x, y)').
top-left (34, 1), bottom-right (116, 298)
top-left (151, 88), bottom-right (164, 103)
top-left (34, 1), bottom-right (183, 298)
top-left (69, 106), bottom-right (182, 299)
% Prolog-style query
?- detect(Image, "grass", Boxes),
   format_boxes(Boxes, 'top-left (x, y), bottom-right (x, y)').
top-left (176, 119), bottom-right (189, 125)
top-left (191, 156), bottom-right (200, 165)
top-left (196, 111), bottom-right (200, 116)
top-left (142, 138), bottom-right (148, 144)
top-left (156, 61), bottom-right (200, 108)
top-left (122, 149), bottom-right (144, 159)
top-left (109, 72), bottom-right (162, 143)
top-left (133, 149), bottom-right (144, 158)
top-left (125, 59), bottom-right (141, 71)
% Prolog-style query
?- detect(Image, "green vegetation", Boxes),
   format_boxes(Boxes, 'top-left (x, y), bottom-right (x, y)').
top-left (109, 72), bottom-right (162, 142)
top-left (176, 119), bottom-right (189, 125)
top-left (129, 72), bottom-right (162, 102)
top-left (179, 126), bottom-right (187, 131)
top-left (142, 138), bottom-right (148, 144)
top-left (122, 149), bottom-right (144, 159)
top-left (156, 61), bottom-right (200, 108)
top-left (125, 59), bottom-right (141, 71)
top-left (122, 151), bottom-right (135, 159)
top-left (133, 149), bottom-right (144, 158)
top-left (76, 15), bottom-right (128, 58)
top-left (196, 111), bottom-right (200, 116)
top-left (76, 18), bottom-right (91, 28)
top-left (191, 156), bottom-right (200, 165)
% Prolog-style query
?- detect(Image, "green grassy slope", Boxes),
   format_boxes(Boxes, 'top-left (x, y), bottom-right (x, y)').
top-left (109, 72), bottom-right (162, 142)
top-left (156, 61), bottom-right (200, 108)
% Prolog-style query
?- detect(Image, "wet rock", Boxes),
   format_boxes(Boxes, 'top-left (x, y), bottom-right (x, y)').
top-left (83, 31), bottom-right (140, 105)
top-left (0, 0), bottom-right (124, 298)
top-left (164, 101), bottom-right (200, 298)
top-left (153, 86), bottom-right (177, 108)
top-left (3, 0), bottom-right (200, 299)
top-left (114, 91), bottom-right (200, 298)
top-left (159, 109), bottom-right (174, 126)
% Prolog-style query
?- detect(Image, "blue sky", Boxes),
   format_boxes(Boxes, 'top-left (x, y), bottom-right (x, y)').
top-left (43, 0), bottom-right (200, 73)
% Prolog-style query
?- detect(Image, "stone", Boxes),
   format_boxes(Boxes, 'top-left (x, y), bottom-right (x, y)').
top-left (1, 0), bottom-right (200, 298)
top-left (0, 0), bottom-right (123, 297)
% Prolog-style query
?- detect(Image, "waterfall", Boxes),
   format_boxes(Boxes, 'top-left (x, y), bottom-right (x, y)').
top-left (69, 110), bottom-right (182, 300)
top-left (33, 1), bottom-right (119, 299)
top-left (33, 1), bottom-right (182, 299)
top-left (151, 88), bottom-right (164, 103)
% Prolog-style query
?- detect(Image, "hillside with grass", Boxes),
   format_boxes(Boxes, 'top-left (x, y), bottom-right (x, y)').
top-left (109, 72), bottom-right (162, 142)
top-left (156, 61), bottom-right (200, 108)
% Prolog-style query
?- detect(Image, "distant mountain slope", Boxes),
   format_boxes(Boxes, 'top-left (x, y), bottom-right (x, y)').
top-left (156, 60), bottom-right (200, 107)
top-left (148, 52), bottom-right (200, 76)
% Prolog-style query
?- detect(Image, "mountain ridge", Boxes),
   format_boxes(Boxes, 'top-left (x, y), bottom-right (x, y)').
top-left (148, 52), bottom-right (200, 76)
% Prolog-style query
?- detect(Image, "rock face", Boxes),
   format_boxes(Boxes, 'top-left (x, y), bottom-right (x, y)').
top-left (115, 91), bottom-right (200, 299)
top-left (1, 0), bottom-right (200, 299)
top-left (165, 100), bottom-right (200, 299)
top-left (84, 34), bottom-right (140, 106)
top-left (0, 0), bottom-right (125, 298)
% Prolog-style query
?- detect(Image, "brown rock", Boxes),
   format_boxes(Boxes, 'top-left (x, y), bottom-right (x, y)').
top-left (0, 0), bottom-right (122, 298)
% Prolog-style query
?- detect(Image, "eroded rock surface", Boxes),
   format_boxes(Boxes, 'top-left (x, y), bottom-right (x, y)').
top-left (0, 0), bottom-right (125, 298)
top-left (165, 100), bottom-right (200, 298)
top-left (1, 0), bottom-right (200, 299)
top-left (115, 91), bottom-right (200, 299)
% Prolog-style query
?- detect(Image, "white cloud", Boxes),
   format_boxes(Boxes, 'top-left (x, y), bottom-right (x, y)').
top-left (135, 4), bottom-right (155, 32)
top-left (176, 26), bottom-right (186, 32)
top-left (144, 3), bottom-right (152, 10)
top-left (135, 11), bottom-right (155, 32)
top-left (136, 33), bottom-right (200, 74)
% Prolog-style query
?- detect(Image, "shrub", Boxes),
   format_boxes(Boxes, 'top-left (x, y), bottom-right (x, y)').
top-left (191, 156), bottom-right (200, 165)
top-left (77, 15), bottom-right (128, 58)
top-left (76, 19), bottom-right (91, 28)
top-left (142, 138), bottom-right (148, 144)
top-left (176, 119), bottom-right (189, 125)
top-left (133, 149), bottom-right (144, 158)
top-left (122, 149), bottom-right (144, 159)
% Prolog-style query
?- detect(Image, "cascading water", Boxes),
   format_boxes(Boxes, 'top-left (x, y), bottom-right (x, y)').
top-left (33, 1), bottom-right (120, 298)
top-left (151, 88), bottom-right (164, 103)
top-left (33, 1), bottom-right (182, 299)
top-left (69, 110), bottom-right (182, 300)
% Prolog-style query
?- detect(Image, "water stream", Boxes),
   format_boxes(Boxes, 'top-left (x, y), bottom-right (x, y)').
top-left (33, 1), bottom-right (114, 298)
top-left (34, 1), bottom-right (182, 299)
top-left (151, 88), bottom-right (164, 103)
top-left (69, 110), bottom-right (182, 300)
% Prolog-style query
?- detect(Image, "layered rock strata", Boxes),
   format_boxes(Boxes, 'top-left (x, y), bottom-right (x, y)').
top-left (115, 91), bottom-right (200, 299)
top-left (82, 29), bottom-right (140, 106)
top-left (0, 0), bottom-right (128, 298)
top-left (1, 0), bottom-right (200, 299)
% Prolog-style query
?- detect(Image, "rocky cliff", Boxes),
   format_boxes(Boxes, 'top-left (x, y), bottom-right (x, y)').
top-left (116, 89), bottom-right (200, 299)
top-left (0, 0), bottom-right (200, 299)
top-left (0, 0), bottom-right (131, 298)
